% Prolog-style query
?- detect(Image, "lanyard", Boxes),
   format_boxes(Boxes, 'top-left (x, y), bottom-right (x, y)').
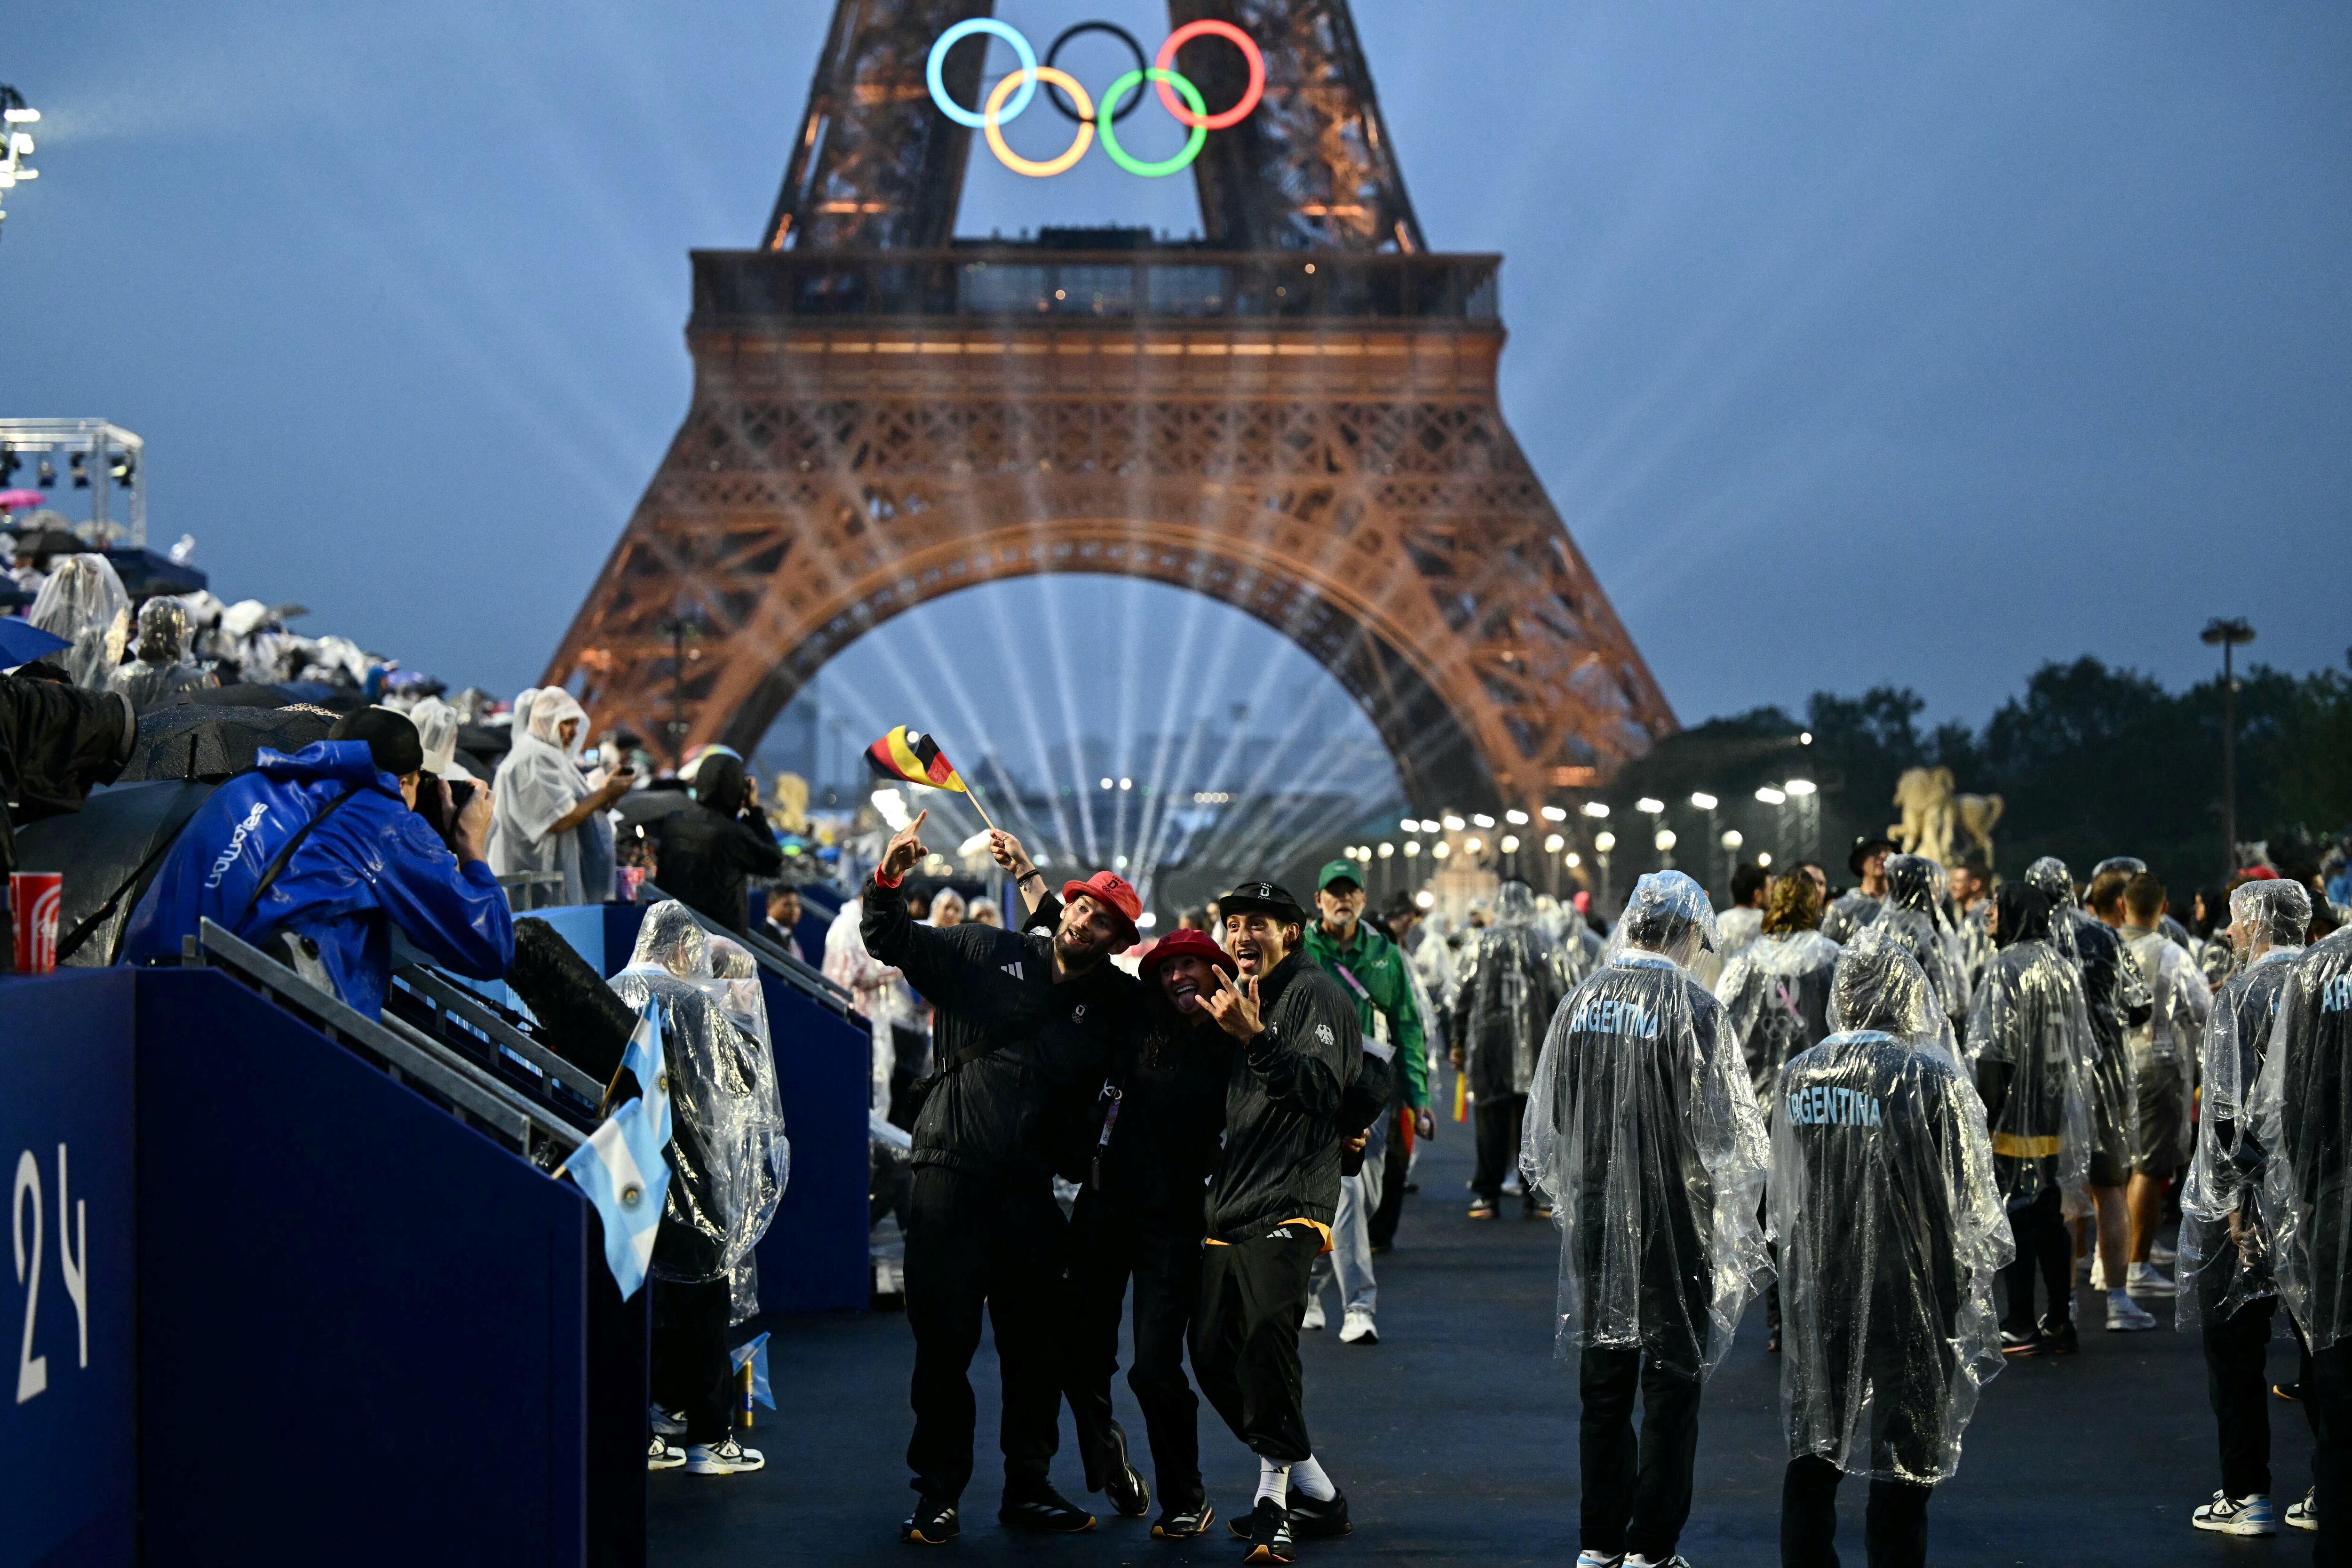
top-left (1090, 1079), bottom-right (1124, 1190)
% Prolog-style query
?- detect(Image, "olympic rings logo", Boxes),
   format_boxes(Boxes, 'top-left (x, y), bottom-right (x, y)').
top-left (925, 18), bottom-right (1266, 179)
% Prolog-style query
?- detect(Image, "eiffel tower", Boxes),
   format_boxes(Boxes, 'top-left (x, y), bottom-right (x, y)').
top-left (545, 0), bottom-right (1675, 813)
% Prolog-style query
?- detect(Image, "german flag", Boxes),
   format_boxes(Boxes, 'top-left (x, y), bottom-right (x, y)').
top-left (866, 726), bottom-right (969, 794)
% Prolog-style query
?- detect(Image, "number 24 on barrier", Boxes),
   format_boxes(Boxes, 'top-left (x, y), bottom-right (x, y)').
top-left (14, 1145), bottom-right (88, 1404)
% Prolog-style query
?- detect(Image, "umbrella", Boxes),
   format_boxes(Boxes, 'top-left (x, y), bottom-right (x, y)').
top-left (0, 619), bottom-right (72, 669)
top-left (13, 778), bottom-right (220, 966)
top-left (0, 489), bottom-right (46, 511)
top-left (115, 701), bottom-right (339, 784)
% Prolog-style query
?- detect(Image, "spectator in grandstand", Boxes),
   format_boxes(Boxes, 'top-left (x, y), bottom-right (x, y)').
top-left (491, 688), bottom-right (632, 905)
top-left (122, 706), bottom-right (513, 1017)
top-left (762, 883), bottom-right (805, 959)
top-left (652, 750), bottom-right (782, 938)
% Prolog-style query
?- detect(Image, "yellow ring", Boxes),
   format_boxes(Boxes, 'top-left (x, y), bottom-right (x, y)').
top-left (985, 66), bottom-right (1092, 177)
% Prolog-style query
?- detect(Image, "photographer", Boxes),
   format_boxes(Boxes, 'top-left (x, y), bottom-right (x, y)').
top-left (122, 707), bottom-right (511, 1018)
top-left (652, 750), bottom-right (782, 937)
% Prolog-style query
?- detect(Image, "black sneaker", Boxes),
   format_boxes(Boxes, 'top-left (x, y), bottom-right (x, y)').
top-left (1106, 1459), bottom-right (1150, 1519)
top-left (1000, 1484), bottom-right (1097, 1535)
top-left (1288, 1488), bottom-right (1352, 1539)
top-left (1468, 1199), bottom-right (1498, 1220)
top-left (2039, 1319), bottom-right (2080, 1356)
top-left (1999, 1326), bottom-right (2045, 1357)
top-left (1153, 1500), bottom-right (1215, 1539)
top-left (901, 1496), bottom-right (959, 1545)
top-left (1242, 1497), bottom-right (1295, 1563)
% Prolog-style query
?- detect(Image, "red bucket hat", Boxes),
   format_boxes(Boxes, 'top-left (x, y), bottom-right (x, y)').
top-left (1139, 926), bottom-right (1237, 984)
top-left (1062, 871), bottom-right (1144, 945)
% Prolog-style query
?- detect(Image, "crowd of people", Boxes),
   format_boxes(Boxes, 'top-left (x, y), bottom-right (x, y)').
top-left (828, 808), bottom-right (2350, 1568)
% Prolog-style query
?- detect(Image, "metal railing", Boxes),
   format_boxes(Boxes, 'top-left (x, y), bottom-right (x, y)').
top-left (692, 247), bottom-right (1501, 329)
top-left (389, 964), bottom-right (611, 1117)
top-left (191, 918), bottom-right (586, 1164)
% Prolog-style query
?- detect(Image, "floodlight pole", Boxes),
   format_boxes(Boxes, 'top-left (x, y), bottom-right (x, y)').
top-left (2202, 617), bottom-right (2256, 878)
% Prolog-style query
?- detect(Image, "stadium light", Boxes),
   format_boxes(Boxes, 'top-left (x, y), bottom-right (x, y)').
top-left (1543, 833), bottom-right (1565, 853)
top-left (1415, 889), bottom-right (1435, 909)
top-left (1581, 802), bottom-right (1610, 819)
top-left (1784, 778), bottom-right (1817, 796)
top-left (1689, 792), bottom-right (1717, 811)
top-left (1500, 835), bottom-right (1520, 853)
top-left (1757, 851), bottom-right (1773, 867)
top-left (1756, 787), bottom-right (1787, 806)
top-left (1594, 831), bottom-right (1616, 853)
top-left (1722, 829), bottom-right (1744, 849)
top-left (1654, 828), bottom-right (1677, 852)
top-left (1443, 814), bottom-right (1467, 831)
top-left (1504, 809), bottom-right (1529, 826)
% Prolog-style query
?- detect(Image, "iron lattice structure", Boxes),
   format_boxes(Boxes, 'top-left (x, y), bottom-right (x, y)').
top-left (549, 0), bottom-right (1673, 812)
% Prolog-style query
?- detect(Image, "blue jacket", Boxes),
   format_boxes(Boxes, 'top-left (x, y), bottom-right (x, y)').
top-left (121, 741), bottom-right (513, 1017)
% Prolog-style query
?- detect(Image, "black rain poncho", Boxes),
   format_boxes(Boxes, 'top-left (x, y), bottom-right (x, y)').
top-left (1714, 928), bottom-right (1842, 1106)
top-left (609, 903), bottom-right (787, 1289)
top-left (1772, 939), bottom-right (2010, 1484)
top-left (1963, 884), bottom-right (2096, 1213)
top-left (2174, 880), bottom-right (2310, 1334)
top-left (1456, 882), bottom-right (1584, 1100)
top-left (1867, 855), bottom-right (1971, 1032)
top-left (2249, 923), bottom-right (2352, 1353)
top-left (1522, 872), bottom-right (1770, 1379)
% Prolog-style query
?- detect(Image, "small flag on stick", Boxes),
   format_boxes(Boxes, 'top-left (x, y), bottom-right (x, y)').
top-left (558, 998), bottom-right (674, 1299)
top-left (866, 725), bottom-right (1001, 833)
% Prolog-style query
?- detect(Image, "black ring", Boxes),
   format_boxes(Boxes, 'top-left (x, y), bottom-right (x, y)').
top-left (1042, 21), bottom-right (1148, 124)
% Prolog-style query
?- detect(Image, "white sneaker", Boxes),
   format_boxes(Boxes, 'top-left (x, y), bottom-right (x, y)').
top-left (2192, 1491), bottom-right (2274, 1535)
top-left (2128, 1262), bottom-right (2177, 1297)
top-left (650, 1403), bottom-right (687, 1439)
top-left (1339, 1308), bottom-right (1379, 1345)
top-left (2106, 1292), bottom-right (2159, 1331)
top-left (1302, 1297), bottom-right (1327, 1331)
top-left (1624, 1556), bottom-right (1693, 1568)
top-left (2090, 1255), bottom-right (2114, 1291)
top-left (2150, 1240), bottom-right (2178, 1266)
top-left (686, 1436), bottom-right (765, 1475)
top-left (2286, 1490), bottom-right (2317, 1532)
top-left (648, 1435), bottom-right (685, 1471)
top-left (1574, 1553), bottom-right (1625, 1568)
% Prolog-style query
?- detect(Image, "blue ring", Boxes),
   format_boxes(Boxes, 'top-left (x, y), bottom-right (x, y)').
top-left (926, 19), bottom-right (1037, 129)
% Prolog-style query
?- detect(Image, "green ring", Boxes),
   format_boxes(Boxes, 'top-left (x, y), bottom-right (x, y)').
top-left (1096, 67), bottom-right (1208, 177)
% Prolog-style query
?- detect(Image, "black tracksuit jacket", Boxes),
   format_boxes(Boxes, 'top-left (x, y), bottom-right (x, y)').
top-left (1201, 951), bottom-right (1374, 1243)
top-left (860, 875), bottom-right (1138, 1184)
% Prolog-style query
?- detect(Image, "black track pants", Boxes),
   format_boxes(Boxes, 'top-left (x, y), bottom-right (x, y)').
top-left (1192, 1228), bottom-right (1322, 1465)
top-left (1780, 1454), bottom-right (1931, 1568)
top-left (1063, 1200), bottom-right (1207, 1511)
top-left (1579, 1345), bottom-right (1703, 1563)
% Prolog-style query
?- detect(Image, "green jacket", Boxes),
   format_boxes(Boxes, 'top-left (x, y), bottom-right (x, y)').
top-left (1303, 918), bottom-right (1428, 1108)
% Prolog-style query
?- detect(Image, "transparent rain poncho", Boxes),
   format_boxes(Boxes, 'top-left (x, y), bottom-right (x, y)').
top-left (103, 597), bottom-right (216, 711)
top-left (608, 903), bottom-right (784, 1289)
top-left (1868, 855), bottom-right (1971, 1030)
top-left (490, 687), bottom-right (596, 904)
top-left (1522, 872), bottom-right (1770, 1379)
top-left (1715, 926), bottom-right (1842, 1106)
top-left (28, 553), bottom-right (131, 689)
top-left (2026, 856), bottom-right (2144, 1182)
top-left (2123, 925), bottom-right (2212, 1169)
top-left (2249, 922), bottom-right (2352, 1353)
top-left (1772, 939), bottom-right (2010, 1485)
top-left (1963, 885), bottom-right (2097, 1212)
top-left (2175, 881), bottom-right (2311, 1334)
top-left (1834, 925), bottom-right (1961, 1068)
top-left (1458, 882), bottom-right (1583, 1099)
top-left (700, 933), bottom-right (790, 1324)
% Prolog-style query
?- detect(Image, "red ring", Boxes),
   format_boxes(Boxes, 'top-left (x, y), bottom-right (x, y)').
top-left (1152, 20), bottom-right (1263, 131)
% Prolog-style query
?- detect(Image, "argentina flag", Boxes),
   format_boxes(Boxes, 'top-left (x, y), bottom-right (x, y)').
top-left (566, 1000), bottom-right (674, 1298)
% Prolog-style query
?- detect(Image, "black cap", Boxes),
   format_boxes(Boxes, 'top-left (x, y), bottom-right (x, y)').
top-left (1217, 879), bottom-right (1308, 926)
top-left (1846, 834), bottom-right (1898, 877)
top-left (330, 706), bottom-right (425, 779)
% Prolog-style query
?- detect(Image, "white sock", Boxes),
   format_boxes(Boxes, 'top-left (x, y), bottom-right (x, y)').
top-left (1289, 1454), bottom-right (1336, 1502)
top-left (1255, 1459), bottom-right (1290, 1506)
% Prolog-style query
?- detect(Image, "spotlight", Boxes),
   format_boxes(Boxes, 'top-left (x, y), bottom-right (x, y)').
top-left (1755, 787), bottom-right (1787, 805)
top-left (1404, 841), bottom-right (1421, 857)
top-left (1543, 833), bottom-right (1565, 853)
top-left (109, 451), bottom-right (135, 487)
top-left (1471, 813), bottom-right (1495, 829)
top-left (1581, 802), bottom-right (1609, 819)
top-left (1415, 890), bottom-right (1435, 909)
top-left (0, 449), bottom-right (16, 483)
top-left (1689, 792), bottom-right (1717, 811)
top-left (1722, 829), bottom-right (1744, 849)
top-left (1540, 805), bottom-right (1566, 821)
top-left (1635, 797), bottom-right (1664, 815)
top-left (1100, 778), bottom-right (1113, 790)
top-left (1464, 836), bottom-right (1483, 853)
top-left (1442, 814), bottom-right (1466, 831)
top-left (1594, 831), bottom-right (1616, 852)
top-left (37, 458), bottom-right (55, 486)
top-left (1784, 778), bottom-right (1817, 796)
top-left (1504, 809), bottom-right (1529, 826)
top-left (69, 453), bottom-right (87, 489)
top-left (1377, 842), bottom-right (1394, 859)
top-left (1654, 828), bottom-right (1677, 852)
top-left (1432, 842), bottom-right (1451, 860)
top-left (1756, 851), bottom-right (1773, 867)
top-left (1119, 777), bottom-right (1132, 791)
top-left (1564, 852), bottom-right (1581, 868)
top-left (1499, 835), bottom-right (1519, 853)
top-left (1136, 911), bottom-right (1157, 929)
top-left (1800, 732), bottom-right (1813, 745)
top-left (1114, 854), bottom-right (1128, 868)
top-left (1399, 817), bottom-right (1418, 833)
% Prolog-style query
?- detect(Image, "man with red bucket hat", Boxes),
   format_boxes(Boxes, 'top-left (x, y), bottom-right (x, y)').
top-left (859, 809), bottom-right (1143, 1544)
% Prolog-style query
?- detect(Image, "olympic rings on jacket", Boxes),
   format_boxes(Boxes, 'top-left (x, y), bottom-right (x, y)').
top-left (925, 19), bottom-right (1265, 178)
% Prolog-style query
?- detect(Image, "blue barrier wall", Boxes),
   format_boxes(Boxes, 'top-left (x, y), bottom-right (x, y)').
top-left (0, 971), bottom-right (137, 1568)
top-left (135, 971), bottom-right (592, 1567)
